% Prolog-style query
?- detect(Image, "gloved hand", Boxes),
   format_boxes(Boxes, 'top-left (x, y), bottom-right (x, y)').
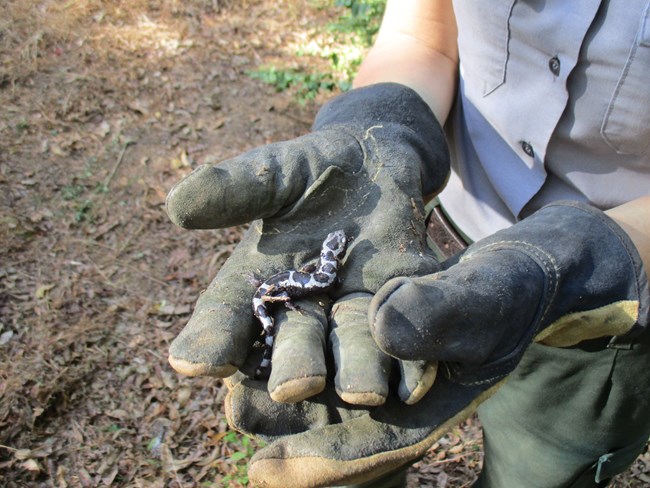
top-left (166, 83), bottom-right (449, 404)
top-left (225, 201), bottom-right (649, 488)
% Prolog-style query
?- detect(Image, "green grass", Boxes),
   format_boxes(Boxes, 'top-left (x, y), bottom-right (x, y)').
top-left (247, 0), bottom-right (386, 103)
top-left (219, 432), bottom-right (264, 486)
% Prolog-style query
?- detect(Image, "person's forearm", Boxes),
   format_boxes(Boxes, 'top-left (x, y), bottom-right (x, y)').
top-left (605, 196), bottom-right (650, 279)
top-left (353, 0), bottom-right (458, 125)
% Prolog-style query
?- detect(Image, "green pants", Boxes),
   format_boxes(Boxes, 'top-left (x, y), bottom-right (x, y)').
top-left (476, 336), bottom-right (650, 487)
top-left (343, 335), bottom-right (650, 488)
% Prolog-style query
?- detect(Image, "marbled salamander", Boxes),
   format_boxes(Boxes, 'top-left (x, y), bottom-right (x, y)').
top-left (252, 230), bottom-right (348, 379)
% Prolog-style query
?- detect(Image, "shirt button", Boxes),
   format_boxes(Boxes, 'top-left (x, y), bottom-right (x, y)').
top-left (549, 56), bottom-right (561, 76)
top-left (521, 141), bottom-right (535, 158)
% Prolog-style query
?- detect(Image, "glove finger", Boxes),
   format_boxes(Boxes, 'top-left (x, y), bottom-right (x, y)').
top-left (330, 293), bottom-right (392, 406)
top-left (397, 360), bottom-right (438, 405)
top-left (168, 271), bottom-right (256, 377)
top-left (266, 299), bottom-right (329, 403)
top-left (246, 374), bottom-right (504, 488)
top-left (369, 251), bottom-right (545, 364)
top-left (166, 135), bottom-right (360, 230)
top-left (330, 294), bottom-right (439, 406)
top-left (168, 226), bottom-right (273, 377)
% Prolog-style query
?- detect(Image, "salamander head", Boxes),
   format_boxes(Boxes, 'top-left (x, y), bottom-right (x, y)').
top-left (323, 229), bottom-right (348, 259)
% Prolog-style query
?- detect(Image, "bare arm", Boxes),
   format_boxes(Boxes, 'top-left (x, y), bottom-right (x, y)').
top-left (353, 0), bottom-right (458, 125)
top-left (606, 196), bottom-right (650, 279)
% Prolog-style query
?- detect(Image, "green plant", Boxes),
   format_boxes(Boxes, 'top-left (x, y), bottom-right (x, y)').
top-left (58, 157), bottom-right (111, 224)
top-left (61, 183), bottom-right (86, 201)
top-left (331, 0), bottom-right (386, 46)
top-left (219, 431), bottom-right (264, 486)
top-left (248, 0), bottom-right (386, 102)
top-left (248, 67), bottom-right (337, 104)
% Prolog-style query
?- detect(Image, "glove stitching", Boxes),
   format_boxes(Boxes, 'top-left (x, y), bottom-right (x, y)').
top-left (464, 240), bottom-right (559, 328)
top-left (361, 124), bottom-right (387, 184)
top-left (315, 126), bottom-right (369, 176)
top-left (450, 240), bottom-right (560, 385)
top-left (456, 371), bottom-right (509, 387)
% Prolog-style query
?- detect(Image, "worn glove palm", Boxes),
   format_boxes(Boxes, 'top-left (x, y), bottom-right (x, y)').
top-left (226, 201), bottom-right (649, 488)
top-left (166, 83), bottom-right (449, 404)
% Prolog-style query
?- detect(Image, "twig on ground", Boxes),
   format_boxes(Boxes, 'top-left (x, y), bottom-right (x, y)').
top-left (104, 138), bottom-right (135, 190)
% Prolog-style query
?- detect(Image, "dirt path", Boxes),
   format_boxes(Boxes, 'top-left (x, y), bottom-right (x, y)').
top-left (1, 1), bottom-right (647, 486)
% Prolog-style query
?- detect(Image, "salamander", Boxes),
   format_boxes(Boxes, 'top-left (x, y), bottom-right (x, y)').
top-left (252, 229), bottom-right (348, 379)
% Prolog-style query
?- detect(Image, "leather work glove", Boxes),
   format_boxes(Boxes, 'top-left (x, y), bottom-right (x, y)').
top-left (224, 201), bottom-right (649, 488)
top-left (166, 83), bottom-right (449, 404)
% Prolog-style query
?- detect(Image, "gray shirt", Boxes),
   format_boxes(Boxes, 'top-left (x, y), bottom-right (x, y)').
top-left (439, 0), bottom-right (650, 241)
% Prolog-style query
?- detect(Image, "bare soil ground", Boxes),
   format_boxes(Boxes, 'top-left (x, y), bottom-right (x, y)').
top-left (1, 1), bottom-right (648, 486)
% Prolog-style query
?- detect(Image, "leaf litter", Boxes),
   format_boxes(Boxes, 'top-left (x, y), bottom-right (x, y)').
top-left (0, 0), bottom-right (647, 487)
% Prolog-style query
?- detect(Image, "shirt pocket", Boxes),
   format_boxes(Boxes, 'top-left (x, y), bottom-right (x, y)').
top-left (600, 2), bottom-right (650, 155)
top-left (455, 0), bottom-right (517, 96)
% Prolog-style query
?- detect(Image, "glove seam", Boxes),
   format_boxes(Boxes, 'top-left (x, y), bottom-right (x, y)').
top-left (463, 240), bottom-right (559, 332)
top-left (449, 241), bottom-right (559, 383)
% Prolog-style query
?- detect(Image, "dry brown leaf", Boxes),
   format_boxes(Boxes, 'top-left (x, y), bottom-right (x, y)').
top-left (0, 331), bottom-right (14, 345)
top-left (180, 149), bottom-right (191, 167)
top-left (176, 385), bottom-right (192, 407)
top-left (102, 464), bottom-right (119, 485)
top-left (156, 303), bottom-right (191, 316)
top-left (449, 443), bottom-right (464, 455)
top-left (437, 471), bottom-right (449, 488)
top-left (1, 1), bottom-right (646, 487)
top-left (77, 468), bottom-right (93, 488)
top-left (96, 120), bottom-right (111, 138)
top-left (14, 448), bottom-right (33, 461)
top-left (160, 443), bottom-right (200, 473)
top-left (56, 465), bottom-right (68, 488)
top-left (35, 283), bottom-right (56, 299)
top-left (167, 248), bottom-right (190, 269)
top-left (21, 458), bottom-right (42, 472)
top-left (105, 408), bottom-right (130, 420)
top-left (93, 219), bottom-right (121, 239)
top-left (128, 99), bottom-right (150, 115)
